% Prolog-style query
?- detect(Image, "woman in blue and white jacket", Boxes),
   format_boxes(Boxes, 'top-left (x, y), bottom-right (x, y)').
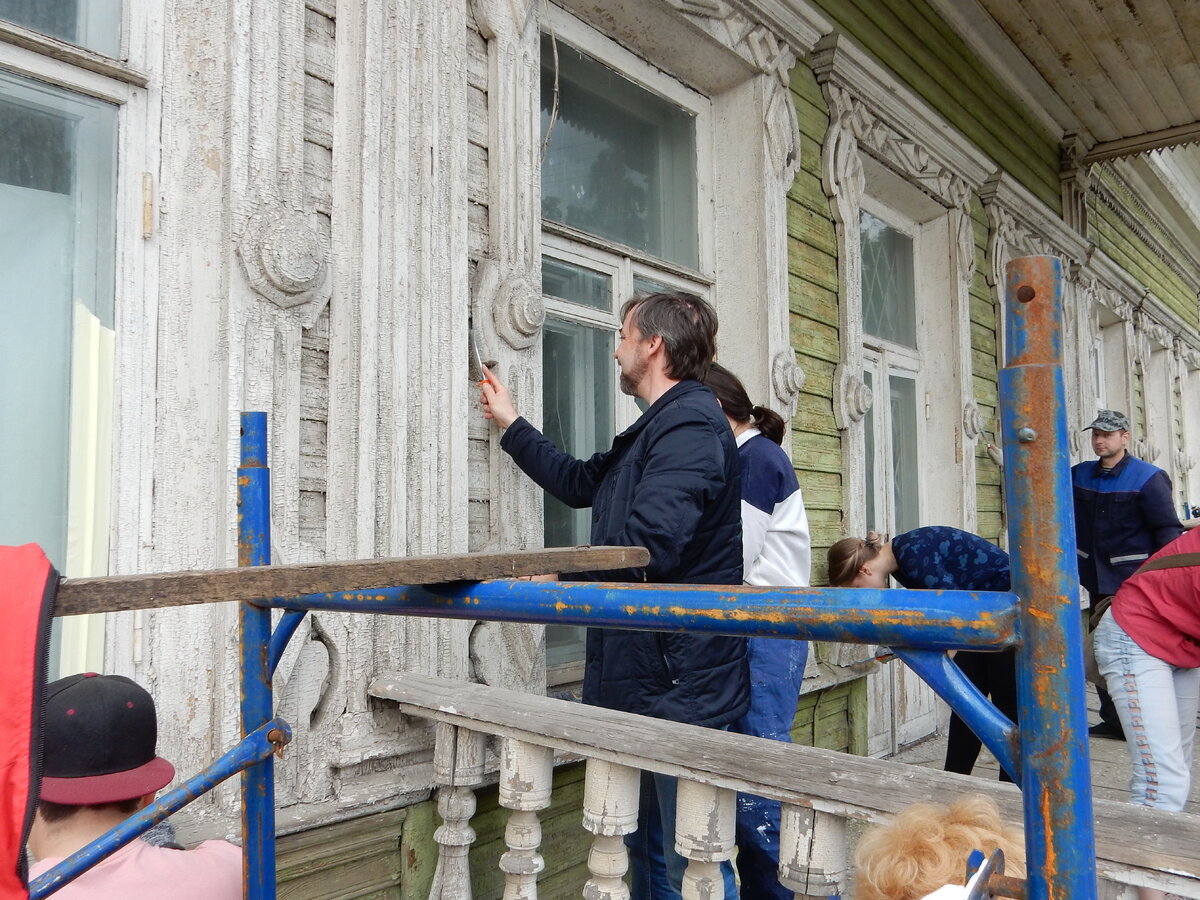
top-left (703, 362), bottom-right (810, 900)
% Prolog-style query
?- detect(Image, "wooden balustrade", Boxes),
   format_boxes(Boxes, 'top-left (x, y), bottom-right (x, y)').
top-left (371, 672), bottom-right (1200, 899)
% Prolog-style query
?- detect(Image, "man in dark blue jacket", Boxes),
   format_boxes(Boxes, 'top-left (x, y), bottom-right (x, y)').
top-left (1073, 409), bottom-right (1182, 739)
top-left (481, 291), bottom-right (747, 899)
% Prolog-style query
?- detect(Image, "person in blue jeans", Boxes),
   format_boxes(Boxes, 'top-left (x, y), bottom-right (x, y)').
top-left (1094, 526), bottom-right (1200, 900)
top-left (827, 526), bottom-right (1017, 783)
top-left (704, 363), bottom-right (811, 898)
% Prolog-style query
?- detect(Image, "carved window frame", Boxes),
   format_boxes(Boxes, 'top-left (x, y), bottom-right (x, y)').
top-left (0, 8), bottom-right (156, 676)
top-left (813, 35), bottom-right (987, 546)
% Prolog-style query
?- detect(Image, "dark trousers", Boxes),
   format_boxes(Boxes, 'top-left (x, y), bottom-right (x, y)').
top-left (944, 648), bottom-right (1018, 783)
top-left (1090, 592), bottom-right (1122, 729)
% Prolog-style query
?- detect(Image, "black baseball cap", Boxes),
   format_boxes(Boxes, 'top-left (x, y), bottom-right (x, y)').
top-left (39, 673), bottom-right (175, 805)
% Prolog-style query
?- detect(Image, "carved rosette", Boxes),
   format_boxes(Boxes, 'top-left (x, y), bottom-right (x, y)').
top-left (962, 401), bottom-right (985, 442)
top-left (772, 351), bottom-right (805, 418)
top-left (491, 276), bottom-right (545, 350)
top-left (237, 205), bottom-right (330, 310)
top-left (832, 364), bottom-right (872, 431)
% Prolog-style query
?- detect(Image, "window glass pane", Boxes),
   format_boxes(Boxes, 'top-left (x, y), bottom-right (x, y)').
top-left (863, 368), bottom-right (877, 532)
top-left (542, 256), bottom-right (611, 311)
top-left (861, 210), bottom-right (916, 348)
top-left (889, 373), bottom-right (920, 534)
top-left (0, 73), bottom-right (117, 675)
top-left (632, 274), bottom-right (673, 296)
top-left (0, 0), bottom-right (121, 57)
top-left (542, 318), bottom-right (614, 668)
top-left (540, 34), bottom-right (698, 268)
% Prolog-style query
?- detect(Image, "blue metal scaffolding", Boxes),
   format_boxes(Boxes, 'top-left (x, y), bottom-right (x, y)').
top-left (28, 255), bottom-right (1096, 898)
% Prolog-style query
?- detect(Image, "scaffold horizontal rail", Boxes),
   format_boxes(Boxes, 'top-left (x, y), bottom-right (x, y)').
top-left (253, 579), bottom-right (1021, 652)
top-left (51, 545), bottom-right (650, 616)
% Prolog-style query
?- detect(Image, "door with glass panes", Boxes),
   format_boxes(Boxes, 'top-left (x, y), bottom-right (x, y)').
top-left (858, 205), bottom-right (941, 753)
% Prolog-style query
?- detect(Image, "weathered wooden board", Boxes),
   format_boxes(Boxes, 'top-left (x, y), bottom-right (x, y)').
top-left (372, 672), bottom-right (1200, 894)
top-left (53, 547), bottom-right (649, 616)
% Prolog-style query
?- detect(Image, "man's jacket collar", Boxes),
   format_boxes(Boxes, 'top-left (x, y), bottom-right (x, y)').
top-left (616, 379), bottom-right (709, 439)
top-left (1091, 451), bottom-right (1133, 478)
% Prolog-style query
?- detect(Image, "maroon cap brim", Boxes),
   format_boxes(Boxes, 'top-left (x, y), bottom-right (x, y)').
top-left (39, 757), bottom-right (175, 805)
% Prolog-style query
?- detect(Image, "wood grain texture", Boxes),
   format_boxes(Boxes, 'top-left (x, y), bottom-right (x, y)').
top-left (54, 546), bottom-right (649, 616)
top-left (373, 672), bottom-right (1200, 893)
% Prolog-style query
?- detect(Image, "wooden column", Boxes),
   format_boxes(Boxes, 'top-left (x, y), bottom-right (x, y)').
top-left (581, 759), bottom-right (640, 900)
top-left (675, 781), bottom-right (736, 900)
top-left (429, 722), bottom-right (486, 899)
top-left (498, 738), bottom-right (553, 900)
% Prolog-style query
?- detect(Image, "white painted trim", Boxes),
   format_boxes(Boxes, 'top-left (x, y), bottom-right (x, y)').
top-left (0, 38), bottom-right (136, 102)
top-left (810, 32), bottom-right (995, 192)
top-left (738, 0), bottom-right (831, 55)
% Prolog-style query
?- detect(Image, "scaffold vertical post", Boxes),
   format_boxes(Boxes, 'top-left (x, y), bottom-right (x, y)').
top-left (1000, 256), bottom-right (1097, 898)
top-left (238, 411), bottom-right (276, 899)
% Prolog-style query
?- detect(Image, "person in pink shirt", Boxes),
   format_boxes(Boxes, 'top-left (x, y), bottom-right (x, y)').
top-left (27, 673), bottom-right (241, 899)
top-left (1093, 526), bottom-right (1200, 900)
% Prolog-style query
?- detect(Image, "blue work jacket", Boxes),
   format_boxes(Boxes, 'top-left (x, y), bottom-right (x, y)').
top-left (1072, 453), bottom-right (1182, 597)
top-left (500, 379), bottom-right (748, 727)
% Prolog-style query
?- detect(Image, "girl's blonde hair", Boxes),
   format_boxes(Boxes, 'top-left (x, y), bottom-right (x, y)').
top-left (826, 530), bottom-right (885, 586)
top-left (854, 794), bottom-right (1025, 900)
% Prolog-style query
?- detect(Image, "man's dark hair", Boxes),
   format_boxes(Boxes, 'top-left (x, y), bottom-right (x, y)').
top-left (38, 798), bottom-right (142, 825)
top-left (619, 291), bottom-right (718, 382)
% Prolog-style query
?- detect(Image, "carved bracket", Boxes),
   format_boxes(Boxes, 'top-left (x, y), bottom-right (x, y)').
top-left (983, 201), bottom-right (1056, 291)
top-left (820, 82), bottom-right (969, 211)
top-left (772, 351), bottom-right (806, 419)
top-left (237, 204), bottom-right (331, 309)
top-left (833, 364), bottom-right (872, 431)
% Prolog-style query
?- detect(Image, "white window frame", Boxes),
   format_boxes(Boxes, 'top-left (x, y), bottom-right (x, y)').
top-left (857, 197), bottom-right (932, 538)
top-left (1, 9), bottom-right (155, 677)
top-left (538, 9), bottom-right (713, 685)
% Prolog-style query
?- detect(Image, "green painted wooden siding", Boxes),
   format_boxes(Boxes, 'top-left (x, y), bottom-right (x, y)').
top-left (1089, 166), bottom-right (1199, 328)
top-left (969, 195), bottom-right (1005, 543)
top-left (789, 62), bottom-right (843, 588)
top-left (805, 0), bottom-right (1061, 213)
top-left (277, 808), bottom-right (408, 899)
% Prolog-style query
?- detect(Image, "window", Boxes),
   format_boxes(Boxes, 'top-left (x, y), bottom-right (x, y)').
top-left (539, 12), bottom-right (710, 683)
top-left (1, 3), bottom-right (135, 677)
top-left (859, 208), bottom-right (922, 537)
top-left (0, 0), bottom-right (121, 56)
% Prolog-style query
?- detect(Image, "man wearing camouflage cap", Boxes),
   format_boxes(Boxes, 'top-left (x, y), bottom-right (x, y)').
top-left (1073, 409), bottom-right (1182, 739)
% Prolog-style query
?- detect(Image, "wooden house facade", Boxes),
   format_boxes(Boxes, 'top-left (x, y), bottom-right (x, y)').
top-left (2, 0), bottom-right (1198, 894)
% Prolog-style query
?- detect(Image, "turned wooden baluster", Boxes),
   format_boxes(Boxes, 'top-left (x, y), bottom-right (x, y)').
top-left (581, 759), bottom-right (641, 900)
top-left (429, 722), bottom-right (486, 900)
top-left (498, 738), bottom-right (554, 900)
top-left (675, 780), bottom-right (736, 900)
top-left (778, 804), bottom-right (847, 898)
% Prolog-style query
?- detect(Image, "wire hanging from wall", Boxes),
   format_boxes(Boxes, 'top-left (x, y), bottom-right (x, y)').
top-left (539, 32), bottom-right (560, 165)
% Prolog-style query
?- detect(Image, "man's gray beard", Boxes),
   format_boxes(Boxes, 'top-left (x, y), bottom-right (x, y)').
top-left (619, 373), bottom-right (636, 396)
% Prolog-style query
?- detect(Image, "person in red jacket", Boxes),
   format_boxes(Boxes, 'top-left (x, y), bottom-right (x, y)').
top-left (1093, 526), bottom-right (1200, 900)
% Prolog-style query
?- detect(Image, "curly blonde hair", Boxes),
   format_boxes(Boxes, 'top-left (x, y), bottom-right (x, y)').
top-left (854, 795), bottom-right (1025, 900)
